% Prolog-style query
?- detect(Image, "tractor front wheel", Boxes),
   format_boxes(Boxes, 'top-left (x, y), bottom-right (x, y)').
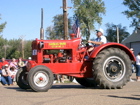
top-left (28, 65), bottom-right (54, 92)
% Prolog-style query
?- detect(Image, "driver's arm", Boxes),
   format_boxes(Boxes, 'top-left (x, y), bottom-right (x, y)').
top-left (88, 40), bottom-right (103, 45)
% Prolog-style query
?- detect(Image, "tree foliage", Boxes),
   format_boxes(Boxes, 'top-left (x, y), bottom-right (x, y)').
top-left (105, 23), bottom-right (130, 43)
top-left (0, 15), bottom-right (7, 34)
top-left (46, 26), bottom-right (56, 40)
top-left (0, 35), bottom-right (32, 59)
top-left (122, 0), bottom-right (140, 27)
top-left (24, 40), bottom-right (32, 58)
top-left (45, 14), bottom-right (72, 40)
top-left (71, 0), bottom-right (105, 40)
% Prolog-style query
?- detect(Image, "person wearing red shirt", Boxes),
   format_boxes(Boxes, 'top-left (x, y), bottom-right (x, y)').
top-left (0, 58), bottom-right (9, 69)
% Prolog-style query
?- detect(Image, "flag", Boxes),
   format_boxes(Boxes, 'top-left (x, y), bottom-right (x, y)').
top-left (72, 19), bottom-right (81, 38)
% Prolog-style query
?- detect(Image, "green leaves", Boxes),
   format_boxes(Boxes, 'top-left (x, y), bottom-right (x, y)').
top-left (45, 14), bottom-right (72, 40)
top-left (122, 0), bottom-right (140, 27)
top-left (0, 15), bottom-right (7, 34)
top-left (105, 23), bottom-right (130, 43)
top-left (0, 35), bottom-right (32, 59)
top-left (72, 0), bottom-right (106, 40)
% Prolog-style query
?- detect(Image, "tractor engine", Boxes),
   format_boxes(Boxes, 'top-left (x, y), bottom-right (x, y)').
top-left (43, 50), bottom-right (72, 63)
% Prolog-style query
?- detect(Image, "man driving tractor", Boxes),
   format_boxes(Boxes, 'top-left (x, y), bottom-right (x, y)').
top-left (88, 28), bottom-right (107, 51)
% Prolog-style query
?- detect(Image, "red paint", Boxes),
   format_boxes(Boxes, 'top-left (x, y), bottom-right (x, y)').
top-left (26, 38), bottom-right (135, 78)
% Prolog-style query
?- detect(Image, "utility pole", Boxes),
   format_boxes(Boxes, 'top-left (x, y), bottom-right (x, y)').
top-left (116, 26), bottom-right (119, 43)
top-left (20, 35), bottom-right (25, 59)
top-left (3, 45), bottom-right (9, 58)
top-left (62, 0), bottom-right (71, 40)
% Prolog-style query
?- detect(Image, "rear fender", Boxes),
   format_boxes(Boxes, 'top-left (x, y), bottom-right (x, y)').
top-left (89, 42), bottom-right (136, 61)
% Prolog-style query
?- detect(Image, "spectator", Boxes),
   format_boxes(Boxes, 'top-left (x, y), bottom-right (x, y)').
top-left (130, 48), bottom-right (135, 82)
top-left (25, 57), bottom-right (32, 66)
top-left (10, 66), bottom-right (18, 82)
top-left (1, 64), bottom-right (13, 86)
top-left (56, 74), bottom-right (61, 83)
top-left (0, 69), bottom-right (7, 85)
top-left (0, 58), bottom-right (9, 85)
top-left (0, 69), bottom-right (2, 82)
top-left (9, 58), bottom-right (18, 69)
top-left (136, 52), bottom-right (140, 81)
top-left (0, 58), bottom-right (9, 70)
top-left (54, 74), bottom-right (65, 83)
top-left (17, 57), bottom-right (25, 68)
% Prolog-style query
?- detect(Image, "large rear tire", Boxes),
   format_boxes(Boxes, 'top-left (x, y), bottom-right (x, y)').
top-left (93, 47), bottom-right (132, 89)
top-left (28, 65), bottom-right (54, 92)
top-left (75, 78), bottom-right (97, 87)
top-left (16, 67), bottom-right (30, 89)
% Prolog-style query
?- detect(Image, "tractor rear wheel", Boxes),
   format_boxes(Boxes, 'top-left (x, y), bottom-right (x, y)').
top-left (92, 47), bottom-right (132, 89)
top-left (28, 65), bottom-right (54, 92)
top-left (16, 67), bottom-right (30, 89)
top-left (75, 78), bottom-right (97, 87)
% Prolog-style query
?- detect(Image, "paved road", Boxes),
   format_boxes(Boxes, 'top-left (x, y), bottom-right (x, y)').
top-left (0, 74), bottom-right (140, 105)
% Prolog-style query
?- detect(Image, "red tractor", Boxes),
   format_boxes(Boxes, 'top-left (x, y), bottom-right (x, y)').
top-left (16, 33), bottom-right (135, 92)
top-left (16, 9), bottom-right (135, 92)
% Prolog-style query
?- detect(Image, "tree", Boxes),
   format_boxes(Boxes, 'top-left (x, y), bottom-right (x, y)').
top-left (0, 15), bottom-right (8, 58)
top-left (122, 0), bottom-right (140, 27)
top-left (0, 15), bottom-right (7, 34)
top-left (46, 26), bottom-right (56, 40)
top-left (105, 23), bottom-right (130, 43)
top-left (45, 14), bottom-right (72, 39)
top-left (71, 0), bottom-right (105, 40)
top-left (6, 39), bottom-right (21, 59)
top-left (0, 36), bottom-right (8, 58)
top-left (24, 40), bottom-right (32, 59)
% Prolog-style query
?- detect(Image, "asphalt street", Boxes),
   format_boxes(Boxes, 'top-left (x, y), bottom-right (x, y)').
top-left (0, 73), bottom-right (140, 105)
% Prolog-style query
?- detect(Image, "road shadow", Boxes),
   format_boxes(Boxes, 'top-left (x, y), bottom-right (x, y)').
top-left (51, 83), bottom-right (101, 89)
top-left (4, 83), bottom-right (101, 92)
top-left (51, 84), bottom-right (84, 89)
top-left (108, 95), bottom-right (140, 101)
top-left (4, 86), bottom-right (34, 92)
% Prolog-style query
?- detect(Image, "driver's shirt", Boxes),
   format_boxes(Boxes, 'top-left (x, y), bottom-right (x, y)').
top-left (94, 35), bottom-right (107, 47)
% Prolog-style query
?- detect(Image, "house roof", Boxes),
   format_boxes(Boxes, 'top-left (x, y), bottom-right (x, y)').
top-left (122, 29), bottom-right (140, 44)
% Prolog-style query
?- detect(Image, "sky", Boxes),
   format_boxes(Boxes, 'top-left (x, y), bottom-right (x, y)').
top-left (0, 0), bottom-right (134, 40)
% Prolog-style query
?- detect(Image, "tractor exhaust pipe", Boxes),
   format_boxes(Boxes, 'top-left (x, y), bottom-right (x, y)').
top-left (40, 8), bottom-right (44, 40)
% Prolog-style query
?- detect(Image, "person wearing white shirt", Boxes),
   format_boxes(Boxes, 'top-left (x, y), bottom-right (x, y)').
top-left (136, 52), bottom-right (140, 81)
top-left (1, 64), bottom-right (13, 85)
top-left (88, 28), bottom-right (107, 51)
top-left (10, 66), bottom-right (18, 82)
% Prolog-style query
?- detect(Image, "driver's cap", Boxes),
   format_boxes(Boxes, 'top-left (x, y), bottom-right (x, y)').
top-left (96, 28), bottom-right (104, 34)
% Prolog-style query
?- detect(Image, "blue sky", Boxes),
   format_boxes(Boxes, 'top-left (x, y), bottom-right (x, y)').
top-left (0, 0), bottom-right (134, 40)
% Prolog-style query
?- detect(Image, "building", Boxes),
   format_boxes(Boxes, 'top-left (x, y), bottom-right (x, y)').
top-left (122, 29), bottom-right (140, 56)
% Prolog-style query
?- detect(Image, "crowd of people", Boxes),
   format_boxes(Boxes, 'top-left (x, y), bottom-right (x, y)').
top-left (0, 57), bottom-right (28, 86)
